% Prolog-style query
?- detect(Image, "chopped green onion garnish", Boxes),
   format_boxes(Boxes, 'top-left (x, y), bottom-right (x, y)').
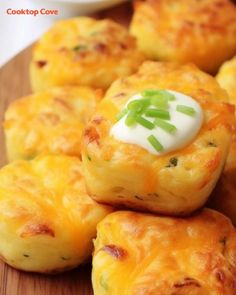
top-left (147, 135), bottom-right (164, 152)
top-left (125, 111), bottom-right (136, 127)
top-left (116, 109), bottom-right (128, 121)
top-left (135, 116), bottom-right (155, 130)
top-left (87, 155), bottom-right (92, 161)
top-left (142, 89), bottom-right (161, 97)
top-left (127, 100), bottom-right (143, 112)
top-left (145, 109), bottom-right (170, 120)
top-left (159, 90), bottom-right (175, 101)
top-left (154, 118), bottom-right (177, 133)
top-left (100, 276), bottom-right (109, 291)
top-left (138, 98), bottom-right (151, 109)
top-left (73, 44), bottom-right (88, 51)
top-left (127, 98), bottom-right (150, 113)
top-left (142, 89), bottom-right (175, 101)
top-left (176, 105), bottom-right (196, 116)
top-left (151, 96), bottom-right (169, 109)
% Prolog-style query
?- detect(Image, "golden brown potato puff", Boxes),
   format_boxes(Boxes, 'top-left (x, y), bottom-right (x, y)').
top-left (209, 56), bottom-right (236, 224)
top-left (30, 17), bottom-right (145, 92)
top-left (0, 155), bottom-right (112, 273)
top-left (130, 0), bottom-right (236, 74)
top-left (209, 139), bottom-right (236, 225)
top-left (4, 86), bottom-right (101, 161)
top-left (216, 55), bottom-right (236, 104)
top-left (92, 209), bottom-right (236, 295)
top-left (81, 61), bottom-right (235, 216)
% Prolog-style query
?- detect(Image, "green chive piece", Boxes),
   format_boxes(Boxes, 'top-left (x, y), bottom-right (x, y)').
top-left (138, 98), bottom-right (151, 108)
top-left (87, 155), bottom-right (92, 161)
top-left (127, 98), bottom-right (150, 114)
top-left (147, 135), bottom-right (164, 152)
top-left (151, 96), bottom-right (169, 109)
top-left (142, 89), bottom-right (161, 97)
top-left (135, 116), bottom-right (155, 130)
top-left (116, 109), bottom-right (128, 121)
top-left (154, 118), bottom-right (177, 133)
top-left (142, 89), bottom-right (175, 101)
top-left (127, 100), bottom-right (143, 112)
top-left (125, 111), bottom-right (137, 127)
top-left (145, 109), bottom-right (170, 120)
top-left (100, 276), bottom-right (109, 291)
top-left (73, 44), bottom-right (88, 51)
top-left (176, 105), bottom-right (196, 116)
top-left (151, 90), bottom-right (175, 101)
top-left (159, 90), bottom-right (175, 101)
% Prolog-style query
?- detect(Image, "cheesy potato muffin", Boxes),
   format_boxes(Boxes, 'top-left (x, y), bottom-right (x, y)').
top-left (81, 61), bottom-right (235, 216)
top-left (0, 155), bottom-right (112, 273)
top-left (30, 17), bottom-right (144, 92)
top-left (216, 55), bottom-right (236, 104)
top-left (92, 209), bottom-right (236, 295)
top-left (209, 140), bottom-right (236, 225)
top-left (209, 56), bottom-right (236, 224)
top-left (130, 0), bottom-right (236, 74)
top-left (4, 86), bottom-right (101, 161)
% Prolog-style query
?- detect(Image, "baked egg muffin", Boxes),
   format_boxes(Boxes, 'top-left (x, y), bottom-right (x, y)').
top-left (30, 17), bottom-right (144, 92)
top-left (81, 61), bottom-right (235, 216)
top-left (209, 56), bottom-right (236, 224)
top-left (130, 0), bottom-right (236, 74)
top-left (4, 86), bottom-right (101, 161)
top-left (0, 155), bottom-right (112, 273)
top-left (92, 209), bottom-right (236, 295)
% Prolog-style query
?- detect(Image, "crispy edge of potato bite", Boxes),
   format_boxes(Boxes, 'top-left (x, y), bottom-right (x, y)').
top-left (209, 139), bottom-right (236, 225)
top-left (216, 55), bottom-right (236, 105)
top-left (92, 209), bottom-right (236, 295)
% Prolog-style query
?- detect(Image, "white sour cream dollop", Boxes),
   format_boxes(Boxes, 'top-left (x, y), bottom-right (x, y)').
top-left (110, 90), bottom-right (204, 155)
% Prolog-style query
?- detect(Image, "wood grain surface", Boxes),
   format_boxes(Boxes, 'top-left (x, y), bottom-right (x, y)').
top-left (0, 2), bottom-right (132, 294)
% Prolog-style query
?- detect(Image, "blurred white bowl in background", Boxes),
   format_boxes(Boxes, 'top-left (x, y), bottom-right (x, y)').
top-left (33, 0), bottom-right (128, 17)
top-left (0, 0), bottom-right (128, 67)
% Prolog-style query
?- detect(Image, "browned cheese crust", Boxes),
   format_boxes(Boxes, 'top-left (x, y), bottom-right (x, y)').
top-left (130, 0), bottom-right (236, 74)
top-left (30, 17), bottom-right (145, 91)
top-left (93, 209), bottom-right (236, 295)
top-left (0, 155), bottom-right (112, 273)
top-left (4, 86), bottom-right (102, 161)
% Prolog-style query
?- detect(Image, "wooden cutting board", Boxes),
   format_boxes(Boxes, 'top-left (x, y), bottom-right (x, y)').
top-left (0, 3), bottom-right (132, 294)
